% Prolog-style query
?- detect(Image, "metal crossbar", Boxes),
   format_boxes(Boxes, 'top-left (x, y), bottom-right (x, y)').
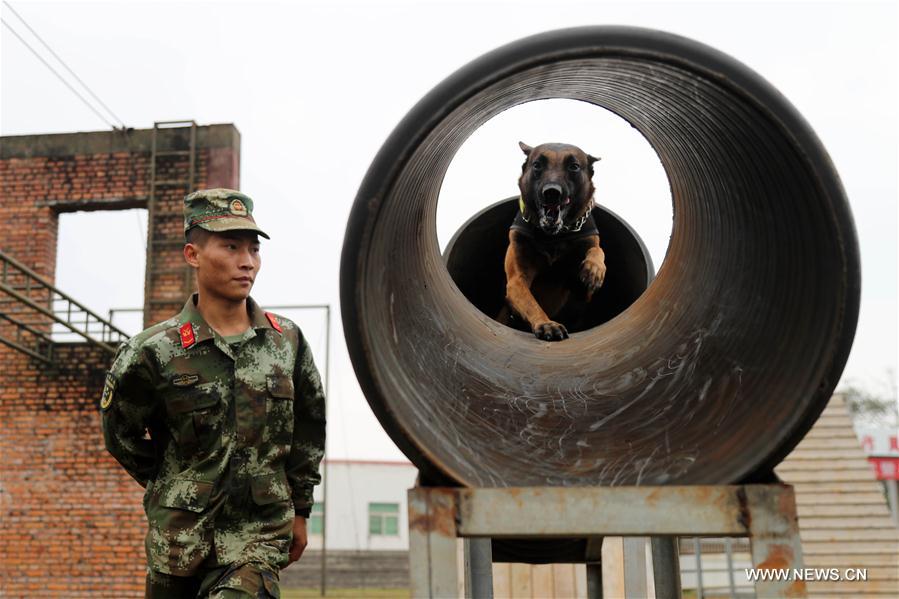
top-left (0, 250), bottom-right (130, 362)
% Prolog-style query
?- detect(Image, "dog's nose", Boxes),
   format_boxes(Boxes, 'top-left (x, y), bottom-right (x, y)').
top-left (542, 183), bottom-right (563, 204)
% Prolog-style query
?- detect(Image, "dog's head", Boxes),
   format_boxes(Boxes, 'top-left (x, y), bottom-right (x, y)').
top-left (518, 142), bottom-right (600, 235)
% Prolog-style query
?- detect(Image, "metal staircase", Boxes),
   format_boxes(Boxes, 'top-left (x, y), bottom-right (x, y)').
top-left (0, 250), bottom-right (130, 363)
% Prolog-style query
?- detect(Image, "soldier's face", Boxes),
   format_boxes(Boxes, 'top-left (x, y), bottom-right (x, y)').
top-left (185, 231), bottom-right (261, 302)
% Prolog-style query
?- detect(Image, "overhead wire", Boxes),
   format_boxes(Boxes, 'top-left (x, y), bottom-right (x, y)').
top-left (2, 1), bottom-right (126, 128)
top-left (2, 2), bottom-right (128, 130)
top-left (1, 17), bottom-right (115, 128)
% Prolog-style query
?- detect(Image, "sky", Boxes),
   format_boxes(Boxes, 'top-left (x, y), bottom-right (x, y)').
top-left (2, 0), bottom-right (897, 460)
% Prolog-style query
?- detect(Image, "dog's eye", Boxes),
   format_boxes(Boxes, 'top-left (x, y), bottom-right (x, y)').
top-left (568, 163), bottom-right (581, 172)
top-left (532, 161), bottom-right (542, 170)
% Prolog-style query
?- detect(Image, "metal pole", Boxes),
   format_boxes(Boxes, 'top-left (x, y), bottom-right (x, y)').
top-left (886, 480), bottom-right (899, 525)
top-left (693, 538), bottom-right (704, 599)
top-left (463, 538), bottom-right (493, 598)
top-left (408, 488), bottom-right (460, 598)
top-left (651, 537), bottom-right (681, 599)
top-left (320, 305), bottom-right (331, 597)
top-left (724, 537), bottom-right (737, 597)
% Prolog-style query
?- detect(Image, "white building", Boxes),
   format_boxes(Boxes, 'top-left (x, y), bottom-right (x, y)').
top-left (307, 459), bottom-right (419, 551)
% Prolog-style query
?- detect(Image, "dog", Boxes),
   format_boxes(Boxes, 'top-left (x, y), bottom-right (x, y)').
top-left (499, 142), bottom-right (606, 341)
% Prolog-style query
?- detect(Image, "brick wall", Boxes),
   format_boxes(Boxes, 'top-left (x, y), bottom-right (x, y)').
top-left (0, 124), bottom-right (240, 597)
top-left (0, 344), bottom-right (144, 596)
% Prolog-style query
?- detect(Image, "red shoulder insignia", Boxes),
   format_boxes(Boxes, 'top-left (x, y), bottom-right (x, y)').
top-left (179, 322), bottom-right (196, 349)
top-left (265, 312), bottom-right (283, 334)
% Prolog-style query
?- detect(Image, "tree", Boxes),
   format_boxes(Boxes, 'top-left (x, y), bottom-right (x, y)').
top-left (839, 369), bottom-right (898, 428)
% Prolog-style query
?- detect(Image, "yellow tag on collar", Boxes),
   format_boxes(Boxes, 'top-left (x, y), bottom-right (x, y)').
top-left (518, 197), bottom-right (526, 214)
top-left (100, 374), bottom-right (117, 410)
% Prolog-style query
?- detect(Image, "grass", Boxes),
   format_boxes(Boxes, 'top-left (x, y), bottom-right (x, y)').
top-left (282, 588), bottom-right (409, 599)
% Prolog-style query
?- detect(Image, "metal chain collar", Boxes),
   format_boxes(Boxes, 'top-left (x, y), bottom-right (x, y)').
top-left (519, 199), bottom-right (593, 232)
top-left (563, 210), bottom-right (589, 232)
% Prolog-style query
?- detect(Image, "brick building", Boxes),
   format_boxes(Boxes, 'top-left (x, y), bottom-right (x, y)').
top-left (0, 123), bottom-right (239, 597)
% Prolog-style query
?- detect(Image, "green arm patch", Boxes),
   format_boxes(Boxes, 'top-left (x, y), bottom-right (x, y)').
top-left (100, 373), bottom-right (117, 411)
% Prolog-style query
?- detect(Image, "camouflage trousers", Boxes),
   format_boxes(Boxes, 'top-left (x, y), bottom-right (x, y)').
top-left (146, 561), bottom-right (280, 598)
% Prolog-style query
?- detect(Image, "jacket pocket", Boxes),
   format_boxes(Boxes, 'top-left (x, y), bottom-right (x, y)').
top-left (266, 375), bottom-right (294, 445)
top-left (146, 478), bottom-right (214, 575)
top-left (266, 375), bottom-right (293, 399)
top-left (165, 384), bottom-right (219, 414)
top-left (158, 478), bottom-right (214, 513)
top-left (164, 383), bottom-right (223, 458)
top-left (251, 472), bottom-right (292, 506)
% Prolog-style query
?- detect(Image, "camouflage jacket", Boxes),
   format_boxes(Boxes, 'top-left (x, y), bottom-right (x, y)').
top-left (101, 294), bottom-right (326, 575)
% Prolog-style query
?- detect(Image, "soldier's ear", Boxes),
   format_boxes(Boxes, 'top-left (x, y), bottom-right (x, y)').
top-left (519, 141), bottom-right (533, 156)
top-left (183, 242), bottom-right (201, 269)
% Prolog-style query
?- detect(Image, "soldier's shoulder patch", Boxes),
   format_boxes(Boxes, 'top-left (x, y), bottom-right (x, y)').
top-left (265, 312), bottom-right (283, 334)
top-left (100, 373), bottom-right (117, 411)
top-left (179, 322), bottom-right (196, 349)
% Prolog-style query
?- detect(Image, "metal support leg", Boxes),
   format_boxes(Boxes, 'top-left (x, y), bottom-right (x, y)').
top-left (463, 538), bottom-right (493, 598)
top-left (650, 537), bottom-right (681, 599)
top-left (409, 488), bottom-right (460, 598)
top-left (745, 486), bottom-right (806, 598)
top-left (622, 537), bottom-right (648, 598)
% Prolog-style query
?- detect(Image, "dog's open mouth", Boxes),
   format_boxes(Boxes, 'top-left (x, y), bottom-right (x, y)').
top-left (539, 197), bottom-right (570, 233)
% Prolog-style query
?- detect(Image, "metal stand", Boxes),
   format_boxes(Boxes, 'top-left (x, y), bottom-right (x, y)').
top-left (408, 485), bottom-right (806, 599)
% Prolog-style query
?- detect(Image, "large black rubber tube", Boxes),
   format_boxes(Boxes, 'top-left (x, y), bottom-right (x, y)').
top-left (340, 26), bottom-right (860, 490)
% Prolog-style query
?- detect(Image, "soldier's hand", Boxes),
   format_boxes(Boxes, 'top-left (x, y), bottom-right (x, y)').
top-left (289, 516), bottom-right (308, 564)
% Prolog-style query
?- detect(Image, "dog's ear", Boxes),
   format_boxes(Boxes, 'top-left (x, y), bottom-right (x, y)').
top-left (587, 154), bottom-right (601, 165)
top-left (519, 142), bottom-right (533, 156)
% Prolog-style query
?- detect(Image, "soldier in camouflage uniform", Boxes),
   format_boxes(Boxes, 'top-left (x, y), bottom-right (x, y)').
top-left (101, 189), bottom-right (326, 598)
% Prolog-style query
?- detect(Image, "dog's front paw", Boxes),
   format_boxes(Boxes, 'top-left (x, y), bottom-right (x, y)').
top-left (580, 259), bottom-right (606, 292)
top-left (533, 321), bottom-right (569, 341)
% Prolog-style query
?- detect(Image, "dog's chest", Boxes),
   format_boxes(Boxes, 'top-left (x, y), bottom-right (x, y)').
top-left (537, 242), bottom-right (576, 266)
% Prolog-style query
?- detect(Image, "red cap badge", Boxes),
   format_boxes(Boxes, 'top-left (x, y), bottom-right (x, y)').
top-left (265, 312), bottom-right (282, 334)
top-left (180, 322), bottom-right (196, 349)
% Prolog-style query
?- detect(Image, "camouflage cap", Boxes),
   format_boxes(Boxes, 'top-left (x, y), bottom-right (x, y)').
top-left (184, 188), bottom-right (270, 239)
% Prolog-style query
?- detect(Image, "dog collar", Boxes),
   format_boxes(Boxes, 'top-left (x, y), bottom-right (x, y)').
top-left (510, 209), bottom-right (598, 241)
top-left (565, 210), bottom-right (590, 232)
top-left (519, 197), bottom-right (593, 232)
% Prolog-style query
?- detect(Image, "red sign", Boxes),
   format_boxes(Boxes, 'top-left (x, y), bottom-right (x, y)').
top-left (868, 457), bottom-right (899, 480)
